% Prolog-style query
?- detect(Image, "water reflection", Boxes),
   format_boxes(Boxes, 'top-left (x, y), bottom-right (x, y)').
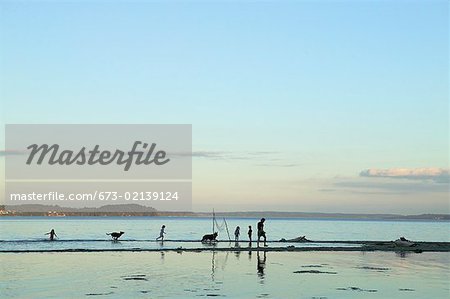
top-left (222, 251), bottom-right (229, 271)
top-left (211, 251), bottom-right (216, 281)
top-left (4, 250), bottom-right (449, 298)
top-left (257, 251), bottom-right (267, 283)
top-left (202, 241), bottom-right (218, 250)
top-left (158, 240), bottom-right (164, 249)
top-left (210, 250), bottom-right (231, 282)
top-left (395, 251), bottom-right (413, 258)
top-left (110, 240), bottom-right (123, 247)
top-left (234, 241), bottom-right (241, 259)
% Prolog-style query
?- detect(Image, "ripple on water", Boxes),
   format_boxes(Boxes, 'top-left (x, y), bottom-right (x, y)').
top-left (356, 266), bottom-right (390, 271)
top-left (294, 270), bottom-right (337, 274)
top-left (85, 291), bottom-right (114, 296)
top-left (336, 287), bottom-right (377, 292)
top-left (121, 274), bottom-right (148, 281)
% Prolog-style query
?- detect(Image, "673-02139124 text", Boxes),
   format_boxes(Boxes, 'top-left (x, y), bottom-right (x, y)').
top-left (9, 191), bottom-right (179, 201)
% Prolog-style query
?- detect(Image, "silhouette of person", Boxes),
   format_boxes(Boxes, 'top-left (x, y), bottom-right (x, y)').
top-left (234, 226), bottom-right (240, 241)
top-left (257, 218), bottom-right (267, 247)
top-left (45, 229), bottom-right (57, 241)
top-left (156, 225), bottom-right (166, 241)
top-left (248, 225), bottom-right (253, 243)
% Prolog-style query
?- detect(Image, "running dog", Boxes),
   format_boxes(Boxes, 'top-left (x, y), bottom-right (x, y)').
top-left (106, 231), bottom-right (125, 240)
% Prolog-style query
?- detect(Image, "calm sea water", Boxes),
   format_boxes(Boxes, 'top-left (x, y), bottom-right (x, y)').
top-left (1, 217), bottom-right (449, 298)
top-left (1, 251), bottom-right (449, 298)
top-left (0, 217), bottom-right (449, 251)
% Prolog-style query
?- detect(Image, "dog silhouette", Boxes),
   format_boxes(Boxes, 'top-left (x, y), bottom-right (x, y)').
top-left (106, 231), bottom-right (124, 240)
top-left (201, 232), bottom-right (218, 242)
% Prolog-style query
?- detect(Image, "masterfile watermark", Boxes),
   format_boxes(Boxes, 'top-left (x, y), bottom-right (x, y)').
top-left (26, 141), bottom-right (170, 171)
top-left (5, 124), bottom-right (192, 212)
top-left (6, 124), bottom-right (191, 180)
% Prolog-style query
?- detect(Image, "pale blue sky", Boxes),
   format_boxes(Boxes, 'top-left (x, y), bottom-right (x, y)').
top-left (0, 1), bottom-right (448, 213)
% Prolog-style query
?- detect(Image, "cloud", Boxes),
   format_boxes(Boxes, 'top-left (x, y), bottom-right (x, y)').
top-left (317, 188), bottom-right (337, 192)
top-left (0, 150), bottom-right (25, 156)
top-left (318, 168), bottom-right (450, 195)
top-left (360, 168), bottom-right (449, 183)
top-left (172, 151), bottom-right (235, 160)
top-left (255, 163), bottom-right (299, 168)
top-left (186, 150), bottom-right (301, 168)
top-left (191, 151), bottom-right (229, 159)
top-left (188, 151), bottom-right (302, 167)
top-left (333, 180), bottom-right (449, 194)
top-left (189, 150), bottom-right (281, 161)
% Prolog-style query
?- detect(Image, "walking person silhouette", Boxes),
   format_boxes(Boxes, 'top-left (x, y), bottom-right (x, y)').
top-left (257, 218), bottom-right (267, 247)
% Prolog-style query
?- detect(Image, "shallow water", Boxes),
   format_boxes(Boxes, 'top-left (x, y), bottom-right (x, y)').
top-left (0, 217), bottom-right (448, 252)
top-left (1, 251), bottom-right (449, 298)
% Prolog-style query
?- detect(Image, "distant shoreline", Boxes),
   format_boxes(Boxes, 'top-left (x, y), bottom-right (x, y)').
top-left (1, 214), bottom-right (449, 221)
top-left (1, 204), bottom-right (449, 220)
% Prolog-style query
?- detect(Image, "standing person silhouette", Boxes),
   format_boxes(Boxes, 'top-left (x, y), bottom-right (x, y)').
top-left (234, 226), bottom-right (240, 241)
top-left (257, 218), bottom-right (267, 247)
top-left (156, 225), bottom-right (166, 241)
top-left (45, 229), bottom-right (57, 241)
top-left (248, 225), bottom-right (253, 243)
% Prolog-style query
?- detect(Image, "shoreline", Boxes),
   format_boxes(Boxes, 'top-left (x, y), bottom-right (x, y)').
top-left (2, 241), bottom-right (449, 253)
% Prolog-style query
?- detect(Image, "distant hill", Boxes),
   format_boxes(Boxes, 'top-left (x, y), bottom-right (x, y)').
top-left (204, 211), bottom-right (450, 220)
top-left (2, 204), bottom-right (158, 216)
top-left (77, 204), bottom-right (157, 213)
top-left (1, 204), bottom-right (449, 220)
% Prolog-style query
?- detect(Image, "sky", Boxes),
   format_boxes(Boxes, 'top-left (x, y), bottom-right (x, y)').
top-left (0, 0), bottom-right (448, 213)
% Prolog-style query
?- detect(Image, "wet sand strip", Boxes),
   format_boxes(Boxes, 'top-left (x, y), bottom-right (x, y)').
top-left (1, 241), bottom-right (449, 253)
